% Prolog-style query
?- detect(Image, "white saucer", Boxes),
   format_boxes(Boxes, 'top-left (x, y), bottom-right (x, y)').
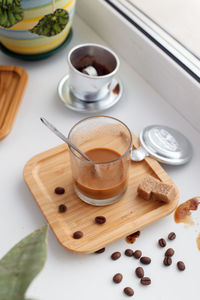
top-left (57, 74), bottom-right (123, 113)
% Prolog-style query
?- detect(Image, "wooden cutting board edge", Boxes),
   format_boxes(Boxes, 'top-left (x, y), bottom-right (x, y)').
top-left (0, 65), bottom-right (28, 140)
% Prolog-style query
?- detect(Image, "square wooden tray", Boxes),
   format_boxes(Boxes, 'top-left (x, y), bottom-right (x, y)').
top-left (0, 66), bottom-right (28, 140)
top-left (24, 134), bottom-right (179, 253)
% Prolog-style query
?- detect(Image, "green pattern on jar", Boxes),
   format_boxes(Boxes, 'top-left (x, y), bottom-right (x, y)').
top-left (0, 0), bottom-right (21, 8)
top-left (0, 5), bottom-right (23, 28)
top-left (30, 8), bottom-right (69, 36)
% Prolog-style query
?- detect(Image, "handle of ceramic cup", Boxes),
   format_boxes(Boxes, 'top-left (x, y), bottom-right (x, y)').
top-left (131, 146), bottom-right (149, 162)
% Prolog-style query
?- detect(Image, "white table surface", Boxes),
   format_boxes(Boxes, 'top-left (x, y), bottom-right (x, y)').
top-left (0, 15), bottom-right (200, 300)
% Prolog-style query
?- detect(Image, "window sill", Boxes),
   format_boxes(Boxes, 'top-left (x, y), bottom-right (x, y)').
top-left (77, 0), bottom-right (200, 132)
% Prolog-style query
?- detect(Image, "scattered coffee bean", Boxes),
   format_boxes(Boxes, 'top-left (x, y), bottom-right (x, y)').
top-left (124, 287), bottom-right (134, 296)
top-left (140, 256), bottom-right (151, 265)
top-left (133, 250), bottom-right (142, 259)
top-left (95, 216), bottom-right (106, 224)
top-left (135, 267), bottom-right (144, 278)
top-left (163, 256), bottom-right (172, 266)
top-left (73, 231), bottom-right (83, 239)
top-left (126, 231), bottom-right (140, 244)
top-left (95, 248), bottom-right (105, 254)
top-left (111, 251), bottom-right (121, 260)
top-left (177, 261), bottom-right (185, 271)
top-left (140, 277), bottom-right (151, 285)
top-left (165, 248), bottom-right (174, 257)
top-left (125, 249), bottom-right (134, 257)
top-left (58, 204), bottom-right (67, 213)
top-left (54, 187), bottom-right (65, 194)
top-left (168, 232), bottom-right (176, 240)
top-left (158, 238), bottom-right (166, 247)
top-left (113, 273), bottom-right (123, 283)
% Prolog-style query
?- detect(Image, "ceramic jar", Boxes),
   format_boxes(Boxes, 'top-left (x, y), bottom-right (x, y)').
top-left (0, 0), bottom-right (76, 55)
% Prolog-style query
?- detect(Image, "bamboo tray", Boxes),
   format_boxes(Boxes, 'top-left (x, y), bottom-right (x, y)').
top-left (24, 135), bottom-right (179, 253)
top-left (0, 66), bottom-right (28, 140)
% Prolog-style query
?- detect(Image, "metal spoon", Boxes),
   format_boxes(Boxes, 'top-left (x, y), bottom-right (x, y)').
top-left (40, 117), bottom-right (92, 162)
top-left (131, 146), bottom-right (149, 162)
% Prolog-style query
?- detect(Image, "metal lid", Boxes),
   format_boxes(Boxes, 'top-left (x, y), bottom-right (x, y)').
top-left (139, 125), bottom-right (193, 165)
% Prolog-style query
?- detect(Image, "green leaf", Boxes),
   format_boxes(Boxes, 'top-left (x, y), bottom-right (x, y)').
top-left (0, 225), bottom-right (48, 300)
top-left (0, 5), bottom-right (23, 28)
top-left (0, 0), bottom-right (21, 8)
top-left (30, 8), bottom-right (69, 37)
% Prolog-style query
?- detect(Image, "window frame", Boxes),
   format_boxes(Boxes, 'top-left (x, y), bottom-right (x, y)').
top-left (105, 0), bottom-right (200, 82)
top-left (76, 0), bottom-right (200, 132)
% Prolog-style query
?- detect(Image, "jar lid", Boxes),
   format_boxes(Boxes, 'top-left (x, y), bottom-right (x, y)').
top-left (139, 125), bottom-right (193, 165)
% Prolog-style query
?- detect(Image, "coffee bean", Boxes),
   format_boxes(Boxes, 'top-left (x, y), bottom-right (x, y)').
top-left (158, 238), bottom-right (166, 247)
top-left (73, 231), bottom-right (83, 239)
top-left (54, 187), bottom-right (65, 194)
top-left (58, 204), bottom-right (67, 213)
top-left (177, 261), bottom-right (185, 271)
top-left (125, 249), bottom-right (134, 257)
top-left (126, 231), bottom-right (140, 244)
top-left (141, 277), bottom-right (151, 285)
top-left (113, 273), bottom-right (123, 283)
top-left (168, 232), bottom-right (176, 240)
top-left (133, 250), bottom-right (142, 259)
top-left (140, 256), bottom-right (151, 265)
top-left (124, 287), bottom-right (134, 296)
top-left (165, 248), bottom-right (174, 257)
top-left (95, 248), bottom-right (105, 254)
top-left (135, 267), bottom-right (144, 278)
top-left (163, 256), bottom-right (172, 266)
top-left (95, 216), bottom-right (106, 224)
top-left (111, 251), bottom-right (121, 260)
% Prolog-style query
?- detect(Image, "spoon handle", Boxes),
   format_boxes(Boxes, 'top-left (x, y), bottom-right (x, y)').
top-left (40, 117), bottom-right (91, 161)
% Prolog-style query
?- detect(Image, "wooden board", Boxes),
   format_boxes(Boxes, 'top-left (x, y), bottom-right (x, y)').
top-left (0, 66), bottom-right (28, 140)
top-left (24, 135), bottom-right (179, 254)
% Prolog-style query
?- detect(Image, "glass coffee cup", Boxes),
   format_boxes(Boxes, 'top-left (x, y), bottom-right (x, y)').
top-left (68, 116), bottom-right (133, 206)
